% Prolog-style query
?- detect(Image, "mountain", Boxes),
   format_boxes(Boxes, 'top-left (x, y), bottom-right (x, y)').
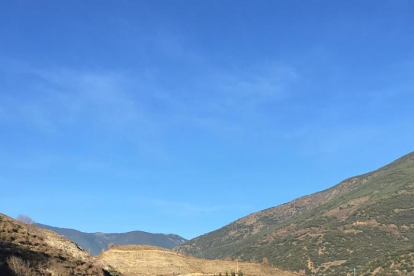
top-left (0, 213), bottom-right (120, 276)
top-left (36, 224), bottom-right (187, 255)
top-left (99, 245), bottom-right (299, 276)
top-left (174, 152), bottom-right (414, 276)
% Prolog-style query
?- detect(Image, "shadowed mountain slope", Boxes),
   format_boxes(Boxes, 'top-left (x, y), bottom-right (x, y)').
top-left (175, 152), bottom-right (414, 276)
top-left (36, 224), bottom-right (187, 255)
top-left (0, 213), bottom-right (120, 276)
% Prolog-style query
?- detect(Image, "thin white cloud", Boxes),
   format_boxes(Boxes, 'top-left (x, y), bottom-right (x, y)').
top-left (161, 64), bottom-right (299, 135)
top-left (154, 31), bottom-right (204, 63)
top-left (133, 198), bottom-right (252, 218)
top-left (214, 65), bottom-right (298, 100)
top-left (0, 66), bottom-right (161, 137)
top-left (0, 60), bottom-right (299, 142)
top-left (34, 69), bottom-right (146, 126)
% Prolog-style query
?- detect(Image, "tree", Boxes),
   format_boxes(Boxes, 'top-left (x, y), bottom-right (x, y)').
top-left (17, 215), bottom-right (34, 225)
top-left (262, 257), bottom-right (269, 266)
top-left (7, 256), bottom-right (33, 276)
top-left (108, 242), bottom-right (114, 249)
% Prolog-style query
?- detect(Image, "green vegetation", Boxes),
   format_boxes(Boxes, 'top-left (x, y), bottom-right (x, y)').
top-left (176, 152), bottom-right (414, 275)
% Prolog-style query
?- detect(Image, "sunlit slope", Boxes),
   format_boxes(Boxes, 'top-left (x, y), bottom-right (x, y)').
top-left (100, 245), bottom-right (298, 276)
top-left (175, 152), bottom-right (414, 275)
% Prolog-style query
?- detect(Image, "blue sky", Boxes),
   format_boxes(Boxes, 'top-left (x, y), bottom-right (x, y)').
top-left (1, 0), bottom-right (413, 239)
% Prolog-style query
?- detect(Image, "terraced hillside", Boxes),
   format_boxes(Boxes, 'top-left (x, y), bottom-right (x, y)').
top-left (0, 213), bottom-right (119, 276)
top-left (100, 245), bottom-right (298, 276)
top-left (175, 152), bottom-right (414, 275)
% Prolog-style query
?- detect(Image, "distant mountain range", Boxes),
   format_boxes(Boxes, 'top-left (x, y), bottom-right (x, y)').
top-left (175, 152), bottom-right (414, 275)
top-left (37, 223), bottom-right (187, 255)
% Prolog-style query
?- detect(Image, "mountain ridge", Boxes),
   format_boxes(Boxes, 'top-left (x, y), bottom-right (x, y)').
top-left (175, 151), bottom-right (414, 275)
top-left (37, 223), bottom-right (187, 255)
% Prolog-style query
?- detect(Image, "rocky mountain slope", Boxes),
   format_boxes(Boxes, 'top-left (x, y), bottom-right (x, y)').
top-left (0, 213), bottom-right (120, 276)
top-left (100, 245), bottom-right (298, 276)
top-left (37, 224), bottom-right (187, 255)
top-left (175, 152), bottom-right (414, 276)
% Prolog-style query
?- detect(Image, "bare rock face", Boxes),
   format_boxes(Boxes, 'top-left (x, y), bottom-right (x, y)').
top-left (99, 245), bottom-right (298, 276)
top-left (0, 213), bottom-right (118, 276)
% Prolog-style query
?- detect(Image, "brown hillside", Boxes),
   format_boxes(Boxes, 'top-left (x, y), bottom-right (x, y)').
top-left (0, 213), bottom-right (118, 276)
top-left (176, 156), bottom-right (390, 255)
top-left (174, 152), bottom-right (414, 275)
top-left (99, 245), bottom-right (298, 276)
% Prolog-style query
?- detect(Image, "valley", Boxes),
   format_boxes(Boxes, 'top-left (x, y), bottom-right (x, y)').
top-left (2, 152), bottom-right (414, 276)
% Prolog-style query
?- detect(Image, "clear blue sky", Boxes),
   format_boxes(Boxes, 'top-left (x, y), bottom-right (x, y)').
top-left (1, 0), bottom-right (413, 239)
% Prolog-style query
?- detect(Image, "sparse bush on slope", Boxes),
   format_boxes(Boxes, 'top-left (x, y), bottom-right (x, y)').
top-left (7, 256), bottom-right (33, 276)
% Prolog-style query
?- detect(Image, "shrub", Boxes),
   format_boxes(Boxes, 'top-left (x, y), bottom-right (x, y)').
top-left (7, 256), bottom-right (33, 276)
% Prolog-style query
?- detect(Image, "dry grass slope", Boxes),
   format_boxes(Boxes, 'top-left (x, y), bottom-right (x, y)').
top-left (0, 213), bottom-right (118, 276)
top-left (100, 245), bottom-right (298, 276)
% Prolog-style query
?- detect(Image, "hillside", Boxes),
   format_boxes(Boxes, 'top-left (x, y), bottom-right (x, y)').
top-left (99, 245), bottom-right (298, 276)
top-left (0, 213), bottom-right (120, 276)
top-left (37, 223), bottom-right (187, 255)
top-left (175, 152), bottom-right (414, 275)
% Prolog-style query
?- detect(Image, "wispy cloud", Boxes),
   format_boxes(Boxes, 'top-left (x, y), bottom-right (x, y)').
top-left (153, 31), bottom-right (204, 63)
top-left (152, 63), bottom-right (299, 136)
top-left (0, 65), bottom-right (164, 138)
top-left (33, 69), bottom-right (150, 128)
top-left (139, 198), bottom-right (252, 217)
top-left (0, 58), bottom-right (300, 144)
top-left (213, 65), bottom-right (298, 100)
